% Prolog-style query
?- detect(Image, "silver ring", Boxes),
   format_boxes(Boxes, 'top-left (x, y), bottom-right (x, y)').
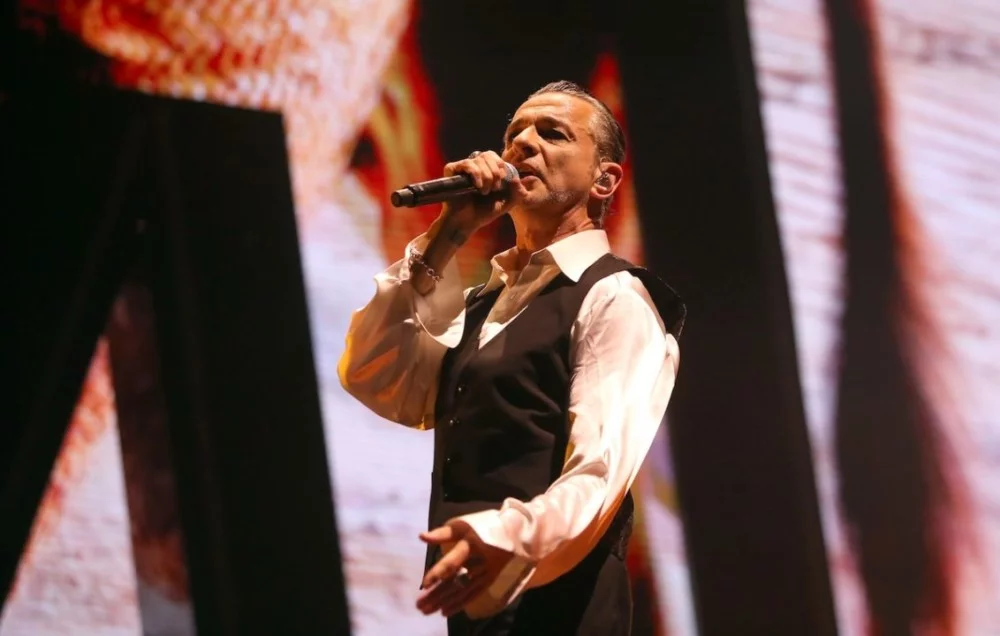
top-left (467, 150), bottom-right (482, 159)
top-left (454, 568), bottom-right (471, 588)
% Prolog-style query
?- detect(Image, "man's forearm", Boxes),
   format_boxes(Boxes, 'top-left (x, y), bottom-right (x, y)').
top-left (410, 213), bottom-right (472, 295)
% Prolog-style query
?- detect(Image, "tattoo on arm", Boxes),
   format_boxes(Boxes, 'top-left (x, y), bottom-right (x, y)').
top-left (447, 226), bottom-right (468, 246)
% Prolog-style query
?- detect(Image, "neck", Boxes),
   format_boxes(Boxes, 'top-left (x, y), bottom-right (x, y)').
top-left (512, 206), bottom-right (597, 268)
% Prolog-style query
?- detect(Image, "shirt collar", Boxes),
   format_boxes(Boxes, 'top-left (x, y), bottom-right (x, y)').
top-left (478, 229), bottom-right (611, 296)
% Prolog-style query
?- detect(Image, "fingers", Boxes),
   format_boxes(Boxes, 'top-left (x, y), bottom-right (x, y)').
top-left (482, 152), bottom-right (512, 193)
top-left (416, 567), bottom-right (490, 617)
top-left (415, 530), bottom-right (501, 618)
top-left (443, 150), bottom-right (511, 195)
top-left (422, 539), bottom-right (471, 590)
top-left (441, 578), bottom-right (489, 618)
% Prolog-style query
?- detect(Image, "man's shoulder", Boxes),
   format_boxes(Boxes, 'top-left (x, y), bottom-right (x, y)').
top-left (583, 256), bottom-right (687, 339)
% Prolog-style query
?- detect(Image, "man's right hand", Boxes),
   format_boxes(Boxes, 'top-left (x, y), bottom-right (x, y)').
top-left (439, 150), bottom-right (521, 242)
top-left (410, 151), bottom-right (519, 296)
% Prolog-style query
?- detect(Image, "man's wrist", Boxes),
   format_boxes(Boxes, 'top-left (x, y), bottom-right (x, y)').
top-left (408, 210), bottom-right (476, 296)
top-left (409, 249), bottom-right (442, 296)
top-left (409, 250), bottom-right (443, 281)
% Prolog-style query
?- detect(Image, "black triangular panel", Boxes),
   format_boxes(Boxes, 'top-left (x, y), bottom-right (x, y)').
top-left (3, 83), bottom-right (351, 636)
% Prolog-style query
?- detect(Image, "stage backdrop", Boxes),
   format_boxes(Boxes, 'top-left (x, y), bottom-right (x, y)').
top-left (748, 0), bottom-right (1000, 633)
top-left (3, 0), bottom-right (999, 635)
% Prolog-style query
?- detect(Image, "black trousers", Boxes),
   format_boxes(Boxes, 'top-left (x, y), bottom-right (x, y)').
top-left (446, 547), bottom-right (632, 636)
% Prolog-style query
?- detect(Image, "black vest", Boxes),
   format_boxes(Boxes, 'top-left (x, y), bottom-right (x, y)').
top-left (426, 253), bottom-right (686, 573)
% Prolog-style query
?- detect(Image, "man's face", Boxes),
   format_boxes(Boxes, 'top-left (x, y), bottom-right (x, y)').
top-left (501, 92), bottom-right (602, 216)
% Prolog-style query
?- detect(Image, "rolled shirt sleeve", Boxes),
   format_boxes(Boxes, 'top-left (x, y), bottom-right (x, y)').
top-left (337, 234), bottom-right (469, 428)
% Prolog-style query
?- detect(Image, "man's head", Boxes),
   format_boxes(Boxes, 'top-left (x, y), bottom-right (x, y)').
top-left (502, 81), bottom-right (626, 226)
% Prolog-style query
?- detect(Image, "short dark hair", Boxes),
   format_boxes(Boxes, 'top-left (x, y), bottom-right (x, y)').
top-left (528, 81), bottom-right (626, 220)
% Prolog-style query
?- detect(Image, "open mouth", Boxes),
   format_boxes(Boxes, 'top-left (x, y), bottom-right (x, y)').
top-left (516, 166), bottom-right (539, 180)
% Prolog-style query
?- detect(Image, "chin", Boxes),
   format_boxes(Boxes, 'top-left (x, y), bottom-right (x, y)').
top-left (514, 187), bottom-right (555, 207)
top-left (510, 199), bottom-right (546, 220)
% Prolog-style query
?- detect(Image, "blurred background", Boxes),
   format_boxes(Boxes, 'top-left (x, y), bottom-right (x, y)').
top-left (2, 0), bottom-right (998, 635)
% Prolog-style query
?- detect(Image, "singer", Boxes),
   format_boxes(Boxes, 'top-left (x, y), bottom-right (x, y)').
top-left (338, 80), bottom-right (685, 635)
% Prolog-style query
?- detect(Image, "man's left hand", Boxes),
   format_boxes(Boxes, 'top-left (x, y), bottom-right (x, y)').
top-left (416, 521), bottom-right (513, 617)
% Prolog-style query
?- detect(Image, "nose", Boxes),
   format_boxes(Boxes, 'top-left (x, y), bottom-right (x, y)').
top-left (508, 127), bottom-right (539, 159)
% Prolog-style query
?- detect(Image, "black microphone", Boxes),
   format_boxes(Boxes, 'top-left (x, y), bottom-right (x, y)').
top-left (390, 162), bottom-right (519, 208)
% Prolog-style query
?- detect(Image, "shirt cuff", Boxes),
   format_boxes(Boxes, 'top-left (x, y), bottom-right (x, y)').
top-left (464, 557), bottom-right (534, 619)
top-left (395, 234), bottom-right (465, 349)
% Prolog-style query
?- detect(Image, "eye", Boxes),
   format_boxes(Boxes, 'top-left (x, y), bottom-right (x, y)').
top-left (503, 128), bottom-right (521, 146)
top-left (541, 129), bottom-right (567, 141)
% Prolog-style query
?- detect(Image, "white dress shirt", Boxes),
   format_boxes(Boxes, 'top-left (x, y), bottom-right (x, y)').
top-left (338, 228), bottom-right (680, 615)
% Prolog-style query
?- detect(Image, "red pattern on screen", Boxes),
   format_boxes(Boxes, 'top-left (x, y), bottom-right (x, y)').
top-left (350, 19), bottom-right (497, 283)
top-left (588, 52), bottom-right (645, 266)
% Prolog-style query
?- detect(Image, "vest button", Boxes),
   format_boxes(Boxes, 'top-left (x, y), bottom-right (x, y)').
top-left (448, 417), bottom-right (459, 427)
top-left (456, 384), bottom-right (465, 395)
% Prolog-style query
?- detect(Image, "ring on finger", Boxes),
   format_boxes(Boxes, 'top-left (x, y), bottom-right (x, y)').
top-left (454, 568), bottom-right (472, 588)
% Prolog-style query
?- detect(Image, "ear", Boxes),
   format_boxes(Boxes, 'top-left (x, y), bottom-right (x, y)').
top-left (591, 161), bottom-right (624, 202)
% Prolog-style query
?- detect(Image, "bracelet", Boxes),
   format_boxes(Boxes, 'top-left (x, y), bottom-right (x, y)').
top-left (409, 250), bottom-right (443, 282)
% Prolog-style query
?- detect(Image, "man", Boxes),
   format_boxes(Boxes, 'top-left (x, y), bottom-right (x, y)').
top-left (339, 80), bottom-right (685, 635)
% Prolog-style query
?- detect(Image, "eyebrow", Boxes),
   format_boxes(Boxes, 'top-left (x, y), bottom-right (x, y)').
top-left (503, 115), bottom-right (576, 143)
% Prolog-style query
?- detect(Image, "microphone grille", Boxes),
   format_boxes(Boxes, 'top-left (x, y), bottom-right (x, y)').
top-left (503, 162), bottom-right (519, 182)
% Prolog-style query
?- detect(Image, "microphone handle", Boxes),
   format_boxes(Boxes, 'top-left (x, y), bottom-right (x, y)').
top-left (390, 174), bottom-right (478, 208)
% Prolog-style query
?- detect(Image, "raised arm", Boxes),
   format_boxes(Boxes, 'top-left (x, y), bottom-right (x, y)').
top-left (338, 150), bottom-right (520, 427)
top-left (336, 225), bottom-right (465, 428)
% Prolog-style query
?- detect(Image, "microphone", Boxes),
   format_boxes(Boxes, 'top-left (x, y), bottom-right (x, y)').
top-left (390, 162), bottom-right (519, 208)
